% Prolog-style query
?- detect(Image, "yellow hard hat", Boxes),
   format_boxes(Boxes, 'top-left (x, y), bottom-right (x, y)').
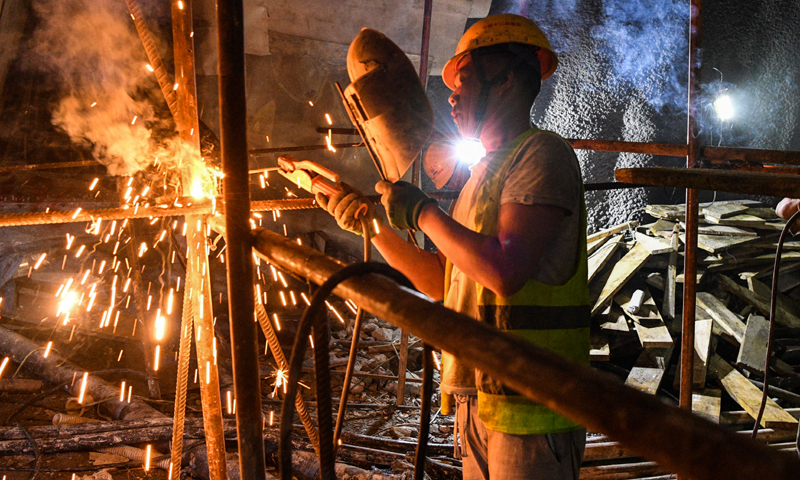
top-left (442, 14), bottom-right (558, 90)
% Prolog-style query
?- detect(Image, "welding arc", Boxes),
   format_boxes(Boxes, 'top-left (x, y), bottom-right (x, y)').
top-left (752, 209), bottom-right (800, 439)
top-left (279, 263), bottom-right (417, 480)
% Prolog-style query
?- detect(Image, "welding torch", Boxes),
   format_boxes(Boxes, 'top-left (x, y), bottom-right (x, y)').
top-left (250, 155), bottom-right (368, 219)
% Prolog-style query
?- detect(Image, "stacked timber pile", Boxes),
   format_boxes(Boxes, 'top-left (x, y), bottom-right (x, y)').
top-left (584, 200), bottom-right (800, 478)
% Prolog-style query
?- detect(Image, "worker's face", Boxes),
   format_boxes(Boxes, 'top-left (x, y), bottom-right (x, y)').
top-left (449, 56), bottom-right (484, 139)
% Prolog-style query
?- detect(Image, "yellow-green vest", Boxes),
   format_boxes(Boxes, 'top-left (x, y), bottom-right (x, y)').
top-left (445, 128), bottom-right (590, 435)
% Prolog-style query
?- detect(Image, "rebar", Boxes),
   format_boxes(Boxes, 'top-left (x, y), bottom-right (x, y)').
top-left (169, 279), bottom-right (194, 480)
top-left (0, 199), bottom-right (318, 228)
top-left (99, 444), bottom-right (171, 470)
top-left (254, 297), bottom-right (321, 455)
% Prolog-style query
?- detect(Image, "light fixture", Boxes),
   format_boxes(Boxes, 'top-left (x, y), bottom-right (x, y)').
top-left (455, 139), bottom-right (486, 166)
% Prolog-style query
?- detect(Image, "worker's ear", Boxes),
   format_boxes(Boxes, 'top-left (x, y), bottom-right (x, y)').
top-left (495, 70), bottom-right (515, 97)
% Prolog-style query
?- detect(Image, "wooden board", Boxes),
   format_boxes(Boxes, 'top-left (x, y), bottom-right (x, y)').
top-left (587, 221), bottom-right (637, 244)
top-left (645, 272), bottom-right (664, 291)
top-left (592, 242), bottom-right (651, 316)
top-left (625, 346), bottom-right (673, 395)
top-left (634, 231), bottom-right (674, 254)
top-left (586, 234), bottom-right (611, 256)
top-left (708, 354), bottom-right (798, 430)
top-left (600, 303), bottom-right (632, 333)
top-left (702, 203), bottom-right (749, 219)
top-left (590, 330), bottom-right (610, 361)
top-left (718, 274), bottom-right (800, 328)
top-left (615, 281), bottom-right (673, 348)
top-left (705, 214), bottom-right (767, 228)
top-left (693, 319), bottom-right (713, 388)
top-left (692, 389), bottom-right (722, 424)
top-left (649, 219), bottom-right (676, 237)
top-left (676, 271), bottom-right (706, 284)
top-left (588, 239), bottom-right (621, 282)
top-left (686, 223), bottom-right (758, 237)
top-left (645, 204), bottom-right (685, 221)
top-left (746, 207), bottom-right (780, 220)
top-left (696, 234), bottom-right (758, 253)
top-left (696, 292), bottom-right (746, 344)
top-left (747, 277), bottom-right (800, 321)
top-left (736, 314), bottom-right (769, 373)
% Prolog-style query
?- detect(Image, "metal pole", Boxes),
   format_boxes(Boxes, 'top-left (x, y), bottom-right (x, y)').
top-left (215, 0), bottom-right (266, 479)
top-left (251, 228), bottom-right (800, 480)
top-left (680, 0), bottom-right (702, 419)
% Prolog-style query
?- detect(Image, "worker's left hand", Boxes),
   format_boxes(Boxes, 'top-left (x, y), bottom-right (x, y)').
top-left (375, 181), bottom-right (437, 230)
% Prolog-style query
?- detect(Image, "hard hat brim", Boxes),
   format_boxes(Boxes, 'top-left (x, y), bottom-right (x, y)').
top-left (442, 49), bottom-right (557, 91)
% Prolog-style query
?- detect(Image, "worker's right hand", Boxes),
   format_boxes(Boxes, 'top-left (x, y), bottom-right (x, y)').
top-left (316, 182), bottom-right (375, 236)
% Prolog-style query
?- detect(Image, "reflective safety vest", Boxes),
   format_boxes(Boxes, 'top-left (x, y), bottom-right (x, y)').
top-left (446, 128), bottom-right (590, 435)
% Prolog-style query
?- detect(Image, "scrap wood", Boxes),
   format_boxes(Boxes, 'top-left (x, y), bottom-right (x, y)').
top-left (708, 354), bottom-right (798, 430)
top-left (680, 233), bottom-right (759, 254)
top-left (747, 276), bottom-right (800, 319)
top-left (702, 203), bottom-right (750, 219)
top-left (718, 274), bottom-right (800, 328)
top-left (634, 231), bottom-right (673, 254)
top-left (624, 346), bottom-right (673, 395)
top-left (587, 220), bottom-right (637, 244)
top-left (591, 242), bottom-right (651, 316)
top-left (692, 389), bottom-right (722, 424)
top-left (599, 304), bottom-right (631, 333)
top-left (736, 314), bottom-right (770, 373)
top-left (693, 319), bottom-right (714, 388)
top-left (590, 330), bottom-right (610, 361)
top-left (588, 237), bottom-right (621, 282)
top-left (586, 234), bottom-right (611, 256)
top-left (615, 281), bottom-right (673, 348)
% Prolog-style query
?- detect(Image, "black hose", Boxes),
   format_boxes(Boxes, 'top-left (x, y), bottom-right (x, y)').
top-left (752, 209), bottom-right (800, 438)
top-left (413, 343), bottom-right (435, 480)
top-left (279, 262), bottom-right (413, 480)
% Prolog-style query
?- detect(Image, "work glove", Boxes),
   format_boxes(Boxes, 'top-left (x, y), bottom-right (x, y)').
top-left (375, 181), bottom-right (437, 231)
top-left (316, 182), bottom-right (376, 236)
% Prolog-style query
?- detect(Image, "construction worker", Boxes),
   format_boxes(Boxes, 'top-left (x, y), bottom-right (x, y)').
top-left (318, 14), bottom-right (588, 479)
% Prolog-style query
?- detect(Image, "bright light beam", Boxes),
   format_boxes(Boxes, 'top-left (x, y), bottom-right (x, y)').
top-left (714, 94), bottom-right (734, 121)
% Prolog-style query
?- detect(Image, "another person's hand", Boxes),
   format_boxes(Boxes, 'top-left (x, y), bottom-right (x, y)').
top-left (375, 181), bottom-right (437, 230)
top-left (316, 183), bottom-right (374, 236)
top-left (776, 198), bottom-right (800, 234)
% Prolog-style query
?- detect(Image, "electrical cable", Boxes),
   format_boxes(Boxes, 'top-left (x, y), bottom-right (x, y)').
top-left (278, 262), bottom-right (413, 480)
top-left (752, 209), bottom-right (800, 438)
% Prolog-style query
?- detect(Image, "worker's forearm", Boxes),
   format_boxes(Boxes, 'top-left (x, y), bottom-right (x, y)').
top-left (371, 224), bottom-right (445, 301)
top-left (417, 205), bottom-right (527, 298)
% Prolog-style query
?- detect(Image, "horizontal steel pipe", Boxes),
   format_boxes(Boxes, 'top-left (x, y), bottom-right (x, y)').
top-left (249, 142), bottom-right (364, 155)
top-left (567, 138), bottom-right (689, 157)
top-left (251, 228), bottom-right (800, 480)
top-left (615, 167), bottom-right (800, 198)
top-left (0, 199), bottom-right (317, 228)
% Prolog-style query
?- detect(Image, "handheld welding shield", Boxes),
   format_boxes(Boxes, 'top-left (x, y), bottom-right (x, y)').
top-left (343, 28), bottom-right (434, 182)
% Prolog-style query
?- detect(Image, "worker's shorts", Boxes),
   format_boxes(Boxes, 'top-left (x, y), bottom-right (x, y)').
top-left (455, 394), bottom-right (585, 480)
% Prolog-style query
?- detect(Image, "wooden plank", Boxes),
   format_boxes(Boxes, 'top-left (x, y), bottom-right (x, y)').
top-left (718, 275), bottom-right (800, 328)
top-left (646, 272), bottom-right (664, 291)
top-left (693, 319), bottom-right (713, 388)
top-left (586, 234), bottom-right (611, 256)
top-left (600, 304), bottom-right (631, 333)
top-left (708, 354), bottom-right (798, 430)
top-left (615, 281), bottom-right (673, 348)
top-left (634, 231), bottom-right (673, 254)
top-left (588, 238), bottom-right (621, 282)
top-left (649, 219), bottom-right (676, 237)
top-left (705, 214), bottom-right (767, 228)
top-left (696, 292), bottom-right (746, 344)
top-left (703, 203), bottom-right (750, 219)
top-left (692, 389), bottom-right (722, 423)
top-left (625, 346), bottom-right (673, 395)
top-left (736, 314), bottom-right (769, 373)
top-left (587, 221), bottom-right (637, 244)
top-left (664, 227), bottom-right (679, 322)
top-left (690, 234), bottom-right (758, 253)
top-left (590, 330), bottom-right (610, 361)
top-left (644, 204), bottom-right (684, 221)
top-left (693, 224), bottom-right (758, 236)
top-left (591, 242), bottom-right (651, 316)
top-left (747, 277), bottom-right (800, 319)
top-left (676, 271), bottom-right (706, 284)
top-left (746, 207), bottom-right (780, 220)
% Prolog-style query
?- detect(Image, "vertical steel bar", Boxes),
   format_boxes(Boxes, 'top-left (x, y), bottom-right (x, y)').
top-left (187, 216), bottom-right (228, 480)
top-left (171, 0), bottom-right (201, 142)
top-left (215, 0), bottom-right (266, 479)
top-left (680, 0), bottom-right (702, 417)
top-left (410, 0), bottom-right (433, 188)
